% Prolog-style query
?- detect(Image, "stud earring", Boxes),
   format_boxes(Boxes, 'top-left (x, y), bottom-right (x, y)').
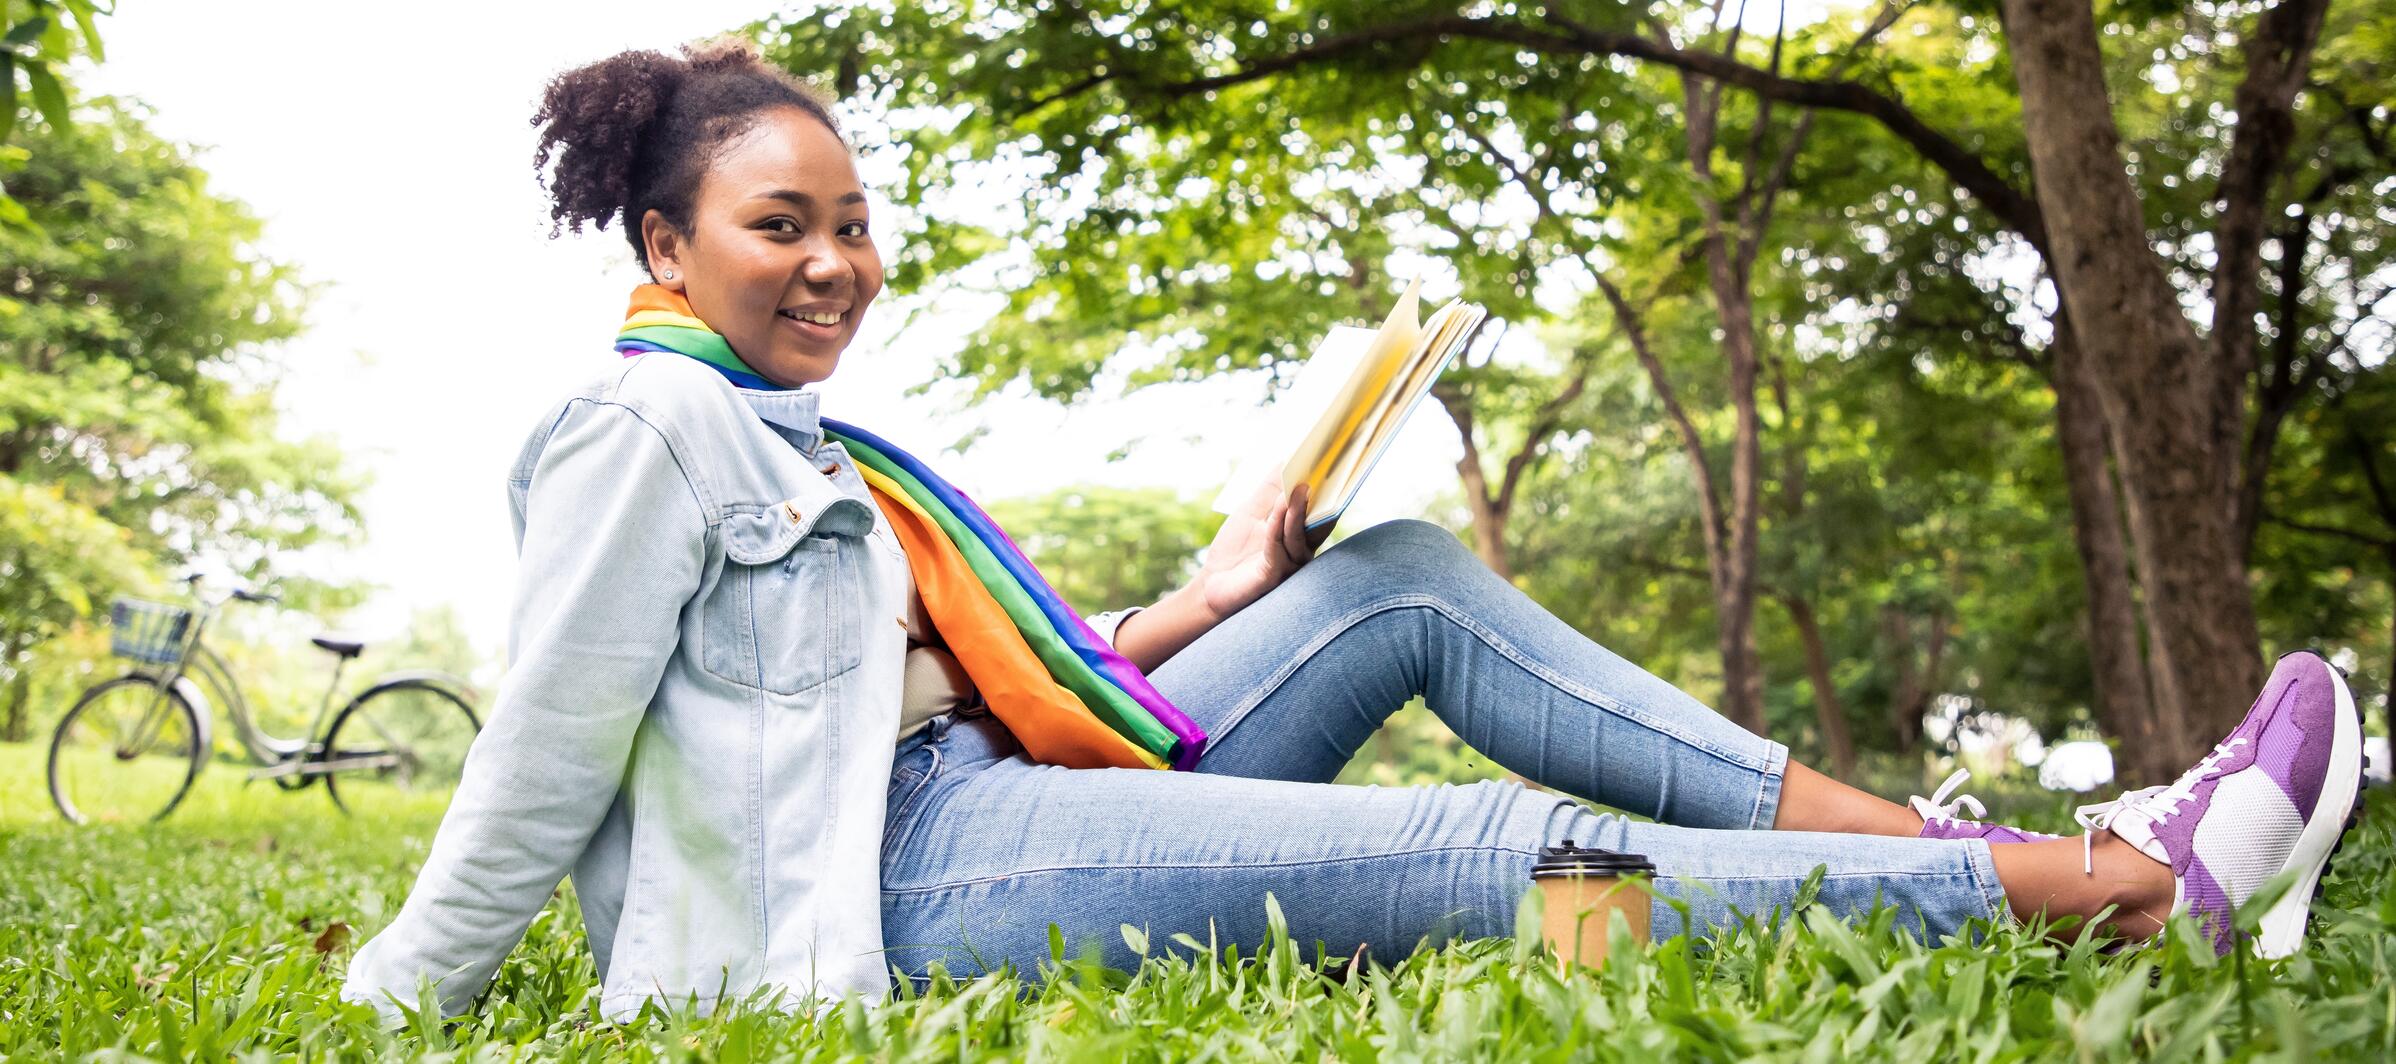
top-left (662, 268), bottom-right (676, 280)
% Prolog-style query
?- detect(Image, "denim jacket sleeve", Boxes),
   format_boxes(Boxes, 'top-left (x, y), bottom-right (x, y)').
top-left (341, 398), bottom-right (708, 1023)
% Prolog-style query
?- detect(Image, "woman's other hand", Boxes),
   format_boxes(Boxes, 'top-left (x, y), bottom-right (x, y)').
top-left (1106, 478), bottom-right (1331, 673)
top-left (1195, 477), bottom-right (1329, 623)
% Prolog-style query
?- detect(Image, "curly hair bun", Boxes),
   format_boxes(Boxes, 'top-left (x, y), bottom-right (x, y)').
top-left (531, 38), bottom-right (840, 272)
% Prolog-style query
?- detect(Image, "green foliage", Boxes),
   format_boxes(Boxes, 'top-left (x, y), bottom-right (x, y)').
top-left (983, 485), bottom-right (1219, 617)
top-left (4, 742), bottom-right (2394, 1059)
top-left (1333, 700), bottom-right (1516, 789)
top-left (0, 97), bottom-right (366, 739)
top-left (0, 0), bottom-right (106, 224)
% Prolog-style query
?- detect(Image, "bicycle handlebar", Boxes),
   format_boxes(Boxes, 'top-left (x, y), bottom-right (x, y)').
top-left (180, 571), bottom-right (281, 606)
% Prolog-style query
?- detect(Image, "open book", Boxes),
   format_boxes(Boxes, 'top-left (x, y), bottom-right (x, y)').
top-left (1212, 276), bottom-right (1491, 530)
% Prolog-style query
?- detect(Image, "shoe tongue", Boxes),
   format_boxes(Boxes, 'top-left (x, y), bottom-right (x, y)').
top-left (2103, 800), bottom-right (2173, 865)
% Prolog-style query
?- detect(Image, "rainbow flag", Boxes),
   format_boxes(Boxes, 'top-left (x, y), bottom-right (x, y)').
top-left (824, 420), bottom-right (1205, 771)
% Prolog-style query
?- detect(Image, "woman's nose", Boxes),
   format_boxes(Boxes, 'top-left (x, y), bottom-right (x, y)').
top-left (800, 240), bottom-right (854, 287)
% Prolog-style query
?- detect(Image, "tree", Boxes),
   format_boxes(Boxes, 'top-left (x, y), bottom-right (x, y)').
top-left (763, 0), bottom-right (2393, 774)
top-left (0, 98), bottom-right (364, 741)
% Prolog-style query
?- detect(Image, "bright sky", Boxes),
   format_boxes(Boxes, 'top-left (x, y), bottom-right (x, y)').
top-left (79, 1), bottom-right (1473, 655)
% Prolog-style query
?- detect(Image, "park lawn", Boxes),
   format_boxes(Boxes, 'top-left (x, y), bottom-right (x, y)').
top-left (1, 740), bottom-right (2392, 1061)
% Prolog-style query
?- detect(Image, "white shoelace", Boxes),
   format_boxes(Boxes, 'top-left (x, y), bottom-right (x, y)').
top-left (2072, 737), bottom-right (2249, 873)
top-left (1909, 768), bottom-right (1989, 826)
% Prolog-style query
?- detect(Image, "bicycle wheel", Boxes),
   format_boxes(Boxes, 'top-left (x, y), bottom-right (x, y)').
top-left (48, 676), bottom-right (207, 825)
top-left (320, 679), bottom-right (480, 815)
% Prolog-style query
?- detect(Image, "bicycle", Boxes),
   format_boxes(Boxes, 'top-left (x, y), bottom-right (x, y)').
top-left (46, 576), bottom-right (482, 825)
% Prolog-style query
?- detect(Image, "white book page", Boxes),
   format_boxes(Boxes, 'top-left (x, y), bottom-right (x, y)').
top-left (1211, 325), bottom-right (1381, 518)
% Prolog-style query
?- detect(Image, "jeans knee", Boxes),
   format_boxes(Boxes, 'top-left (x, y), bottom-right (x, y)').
top-left (1327, 519), bottom-right (1477, 575)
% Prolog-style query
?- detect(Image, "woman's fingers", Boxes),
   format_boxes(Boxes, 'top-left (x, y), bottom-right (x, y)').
top-left (1280, 484), bottom-right (1315, 565)
top-left (1252, 491), bottom-right (1287, 560)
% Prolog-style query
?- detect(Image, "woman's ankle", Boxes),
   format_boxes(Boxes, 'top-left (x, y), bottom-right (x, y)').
top-left (2085, 830), bottom-right (2174, 938)
top-left (1991, 832), bottom-right (2173, 941)
top-left (1771, 761), bottom-right (1926, 836)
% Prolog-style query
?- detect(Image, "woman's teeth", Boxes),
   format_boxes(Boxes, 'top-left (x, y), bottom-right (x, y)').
top-left (781, 309), bottom-right (843, 325)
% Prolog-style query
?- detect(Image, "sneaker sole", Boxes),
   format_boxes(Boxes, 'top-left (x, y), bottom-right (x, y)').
top-left (2253, 656), bottom-right (2365, 958)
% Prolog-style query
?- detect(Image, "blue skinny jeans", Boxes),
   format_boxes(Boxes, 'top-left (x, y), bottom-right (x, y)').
top-left (878, 520), bottom-right (2002, 988)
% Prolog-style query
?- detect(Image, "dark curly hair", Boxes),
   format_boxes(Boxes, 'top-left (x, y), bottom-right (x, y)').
top-left (532, 38), bottom-right (843, 277)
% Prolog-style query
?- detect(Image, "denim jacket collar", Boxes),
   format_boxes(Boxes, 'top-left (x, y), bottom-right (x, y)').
top-left (735, 387), bottom-right (825, 454)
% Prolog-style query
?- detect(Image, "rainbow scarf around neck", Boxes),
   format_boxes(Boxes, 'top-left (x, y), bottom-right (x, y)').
top-left (614, 286), bottom-right (782, 389)
top-left (614, 285), bottom-right (1206, 770)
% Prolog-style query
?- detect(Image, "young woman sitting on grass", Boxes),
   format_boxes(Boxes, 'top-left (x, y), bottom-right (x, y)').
top-left (340, 40), bottom-right (2369, 1024)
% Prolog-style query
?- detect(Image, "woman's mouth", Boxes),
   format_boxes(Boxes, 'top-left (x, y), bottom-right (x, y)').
top-left (777, 307), bottom-right (847, 341)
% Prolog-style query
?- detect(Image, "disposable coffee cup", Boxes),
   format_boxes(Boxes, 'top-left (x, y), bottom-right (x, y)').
top-left (1531, 840), bottom-right (1656, 969)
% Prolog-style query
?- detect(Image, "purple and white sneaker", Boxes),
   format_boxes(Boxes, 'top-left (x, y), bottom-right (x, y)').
top-left (1910, 769), bottom-right (2062, 843)
top-left (2075, 650), bottom-right (2367, 957)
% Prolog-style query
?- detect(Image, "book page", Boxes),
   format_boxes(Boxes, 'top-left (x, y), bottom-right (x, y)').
top-left (1312, 300), bottom-right (1486, 521)
top-left (1209, 325), bottom-right (1381, 517)
top-left (1211, 275), bottom-right (1482, 529)
top-left (1276, 276), bottom-right (1425, 497)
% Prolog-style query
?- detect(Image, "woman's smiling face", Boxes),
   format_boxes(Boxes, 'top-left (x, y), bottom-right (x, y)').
top-left (640, 107), bottom-right (883, 387)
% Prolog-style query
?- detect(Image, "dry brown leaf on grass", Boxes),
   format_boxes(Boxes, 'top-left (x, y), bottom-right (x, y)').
top-left (311, 922), bottom-right (352, 954)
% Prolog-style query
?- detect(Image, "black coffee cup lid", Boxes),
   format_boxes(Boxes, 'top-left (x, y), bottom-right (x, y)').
top-left (1532, 839), bottom-right (1657, 878)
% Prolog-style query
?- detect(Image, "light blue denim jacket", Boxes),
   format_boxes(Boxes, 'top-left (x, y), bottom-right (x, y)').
top-left (341, 353), bottom-right (1136, 1022)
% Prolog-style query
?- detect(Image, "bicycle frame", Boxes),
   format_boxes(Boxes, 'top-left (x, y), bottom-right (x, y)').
top-left (123, 594), bottom-right (348, 768)
top-left (185, 643), bottom-right (318, 764)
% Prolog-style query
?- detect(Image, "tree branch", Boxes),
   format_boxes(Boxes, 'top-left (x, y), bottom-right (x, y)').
top-left (1012, 13), bottom-right (2049, 253)
top-left (2267, 513), bottom-right (2396, 549)
top-left (1595, 269), bottom-right (1728, 562)
top-left (1433, 380), bottom-right (1498, 514)
top-left (1494, 361), bottom-right (1593, 516)
top-left (2349, 420), bottom-right (2396, 526)
top-left (2207, 0), bottom-right (2333, 421)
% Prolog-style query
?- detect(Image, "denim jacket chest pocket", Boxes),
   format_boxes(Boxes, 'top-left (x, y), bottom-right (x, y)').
top-left (703, 489), bottom-right (879, 695)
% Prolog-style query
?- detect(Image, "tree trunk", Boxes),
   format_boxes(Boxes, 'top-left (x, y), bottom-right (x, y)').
top-left (1677, 68), bottom-right (1768, 738)
top-left (2050, 324), bottom-right (2174, 783)
top-left (2000, 0), bottom-right (2282, 767)
top-left (1781, 594), bottom-right (1855, 778)
top-left (1433, 383), bottom-right (1518, 583)
top-left (1706, 281), bottom-right (1767, 737)
top-left (1, 650), bottom-right (29, 745)
top-left (1466, 505), bottom-right (1513, 584)
top-left (1885, 605), bottom-right (1949, 754)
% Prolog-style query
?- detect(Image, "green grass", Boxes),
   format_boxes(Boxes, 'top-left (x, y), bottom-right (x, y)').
top-left (3, 741), bottom-right (2392, 1061)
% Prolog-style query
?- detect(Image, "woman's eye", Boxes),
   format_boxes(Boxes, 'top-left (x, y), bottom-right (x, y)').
top-left (763, 218), bottom-right (800, 234)
top-left (840, 221), bottom-right (869, 237)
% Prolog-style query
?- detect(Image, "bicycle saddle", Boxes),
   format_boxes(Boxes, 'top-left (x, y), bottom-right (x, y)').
top-left (310, 634), bottom-right (367, 658)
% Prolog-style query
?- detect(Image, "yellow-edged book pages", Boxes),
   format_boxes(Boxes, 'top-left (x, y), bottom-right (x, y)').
top-left (1212, 276), bottom-right (1490, 529)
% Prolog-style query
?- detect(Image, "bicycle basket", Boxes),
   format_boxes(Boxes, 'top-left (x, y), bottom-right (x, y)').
top-left (109, 598), bottom-right (194, 665)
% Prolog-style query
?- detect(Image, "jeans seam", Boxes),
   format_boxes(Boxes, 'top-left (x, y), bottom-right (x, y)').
top-left (881, 842), bottom-right (1539, 896)
top-left (1747, 742), bottom-right (1790, 829)
top-left (1963, 839), bottom-right (2007, 921)
top-left (1208, 593), bottom-right (1774, 775)
top-left (880, 770), bottom-right (934, 867)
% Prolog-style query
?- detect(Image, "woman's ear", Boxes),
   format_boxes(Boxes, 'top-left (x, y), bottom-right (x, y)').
top-left (639, 209), bottom-right (687, 291)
